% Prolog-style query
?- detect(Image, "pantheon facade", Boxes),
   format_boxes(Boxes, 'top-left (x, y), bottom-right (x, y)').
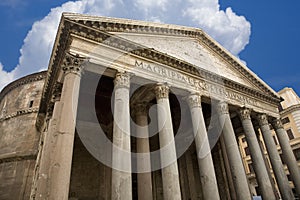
top-left (1, 13), bottom-right (300, 200)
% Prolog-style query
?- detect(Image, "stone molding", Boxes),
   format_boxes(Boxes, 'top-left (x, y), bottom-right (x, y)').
top-left (62, 52), bottom-right (86, 76)
top-left (272, 118), bottom-right (284, 130)
top-left (0, 71), bottom-right (46, 102)
top-left (52, 82), bottom-right (63, 102)
top-left (239, 108), bottom-right (251, 120)
top-left (114, 72), bottom-right (131, 89)
top-left (38, 14), bottom-right (282, 127)
top-left (257, 114), bottom-right (269, 126)
top-left (65, 15), bottom-right (279, 100)
top-left (187, 93), bottom-right (202, 108)
top-left (64, 13), bottom-right (277, 98)
top-left (0, 154), bottom-right (37, 164)
top-left (217, 101), bottom-right (229, 115)
top-left (155, 84), bottom-right (169, 100)
top-left (280, 104), bottom-right (300, 116)
top-left (0, 107), bottom-right (39, 122)
top-left (45, 82), bottom-right (63, 119)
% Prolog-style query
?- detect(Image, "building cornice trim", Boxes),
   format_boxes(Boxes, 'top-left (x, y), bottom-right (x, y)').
top-left (0, 154), bottom-right (37, 164)
top-left (280, 104), bottom-right (300, 116)
top-left (37, 14), bottom-right (282, 129)
top-left (63, 13), bottom-right (279, 99)
top-left (0, 107), bottom-right (39, 122)
top-left (0, 71), bottom-right (47, 102)
top-left (67, 19), bottom-right (280, 104)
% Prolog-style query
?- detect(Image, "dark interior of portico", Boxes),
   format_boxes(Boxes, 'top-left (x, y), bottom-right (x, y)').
top-left (68, 71), bottom-right (247, 200)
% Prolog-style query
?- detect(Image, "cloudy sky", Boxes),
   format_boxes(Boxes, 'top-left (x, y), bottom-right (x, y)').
top-left (0, 0), bottom-right (299, 95)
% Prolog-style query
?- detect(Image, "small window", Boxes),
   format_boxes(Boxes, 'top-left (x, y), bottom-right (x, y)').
top-left (293, 148), bottom-right (300, 161)
top-left (282, 117), bottom-right (290, 124)
top-left (29, 100), bottom-right (34, 108)
top-left (287, 129), bottom-right (294, 140)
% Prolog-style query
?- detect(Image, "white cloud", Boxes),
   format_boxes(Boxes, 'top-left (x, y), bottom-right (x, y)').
top-left (0, 0), bottom-right (251, 91)
top-left (183, 0), bottom-right (251, 55)
top-left (134, 0), bottom-right (169, 12)
top-left (0, 63), bottom-right (15, 90)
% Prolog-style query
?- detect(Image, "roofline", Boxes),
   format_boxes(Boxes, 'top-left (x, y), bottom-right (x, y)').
top-left (62, 12), bottom-right (280, 99)
top-left (0, 71), bottom-right (47, 101)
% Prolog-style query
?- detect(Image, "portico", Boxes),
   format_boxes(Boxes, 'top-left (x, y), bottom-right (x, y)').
top-left (31, 13), bottom-right (300, 200)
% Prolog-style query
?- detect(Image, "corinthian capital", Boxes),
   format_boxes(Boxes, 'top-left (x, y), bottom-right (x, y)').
top-left (217, 101), bottom-right (229, 115)
top-left (132, 103), bottom-right (149, 117)
top-left (238, 108), bottom-right (251, 120)
top-left (155, 83), bottom-right (169, 100)
top-left (272, 118), bottom-right (283, 129)
top-left (257, 114), bottom-right (269, 126)
top-left (62, 52), bottom-right (86, 76)
top-left (114, 72), bottom-right (131, 89)
top-left (187, 93), bottom-right (202, 108)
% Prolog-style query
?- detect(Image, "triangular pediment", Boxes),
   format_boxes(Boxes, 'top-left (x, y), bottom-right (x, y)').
top-left (113, 33), bottom-right (260, 90)
top-left (60, 13), bottom-right (280, 100)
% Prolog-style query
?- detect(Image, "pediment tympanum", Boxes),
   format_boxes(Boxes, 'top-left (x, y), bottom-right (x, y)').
top-left (40, 13), bottom-right (281, 118)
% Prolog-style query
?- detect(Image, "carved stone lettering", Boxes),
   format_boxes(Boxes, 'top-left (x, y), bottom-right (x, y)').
top-left (134, 60), bottom-right (259, 107)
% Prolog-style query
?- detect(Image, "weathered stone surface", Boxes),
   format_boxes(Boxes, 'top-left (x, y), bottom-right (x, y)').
top-left (0, 72), bottom-right (45, 200)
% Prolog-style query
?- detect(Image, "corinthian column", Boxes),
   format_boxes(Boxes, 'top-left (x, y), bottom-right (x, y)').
top-left (46, 53), bottom-right (85, 199)
top-left (238, 108), bottom-right (276, 200)
top-left (273, 118), bottom-right (300, 196)
top-left (155, 83), bottom-right (181, 200)
top-left (133, 103), bottom-right (153, 200)
top-left (111, 72), bottom-right (132, 200)
top-left (187, 93), bottom-right (220, 200)
top-left (257, 114), bottom-right (294, 200)
top-left (217, 102), bottom-right (252, 200)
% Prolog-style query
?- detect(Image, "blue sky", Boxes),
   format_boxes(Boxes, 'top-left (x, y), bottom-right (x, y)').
top-left (0, 0), bottom-right (299, 95)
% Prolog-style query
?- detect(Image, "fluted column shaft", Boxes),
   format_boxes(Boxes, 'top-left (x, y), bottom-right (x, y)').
top-left (273, 119), bottom-right (300, 196)
top-left (239, 108), bottom-right (276, 200)
top-left (111, 72), bottom-right (132, 200)
top-left (134, 103), bottom-right (153, 200)
top-left (187, 93), bottom-right (220, 200)
top-left (217, 102), bottom-right (252, 200)
top-left (155, 84), bottom-right (181, 200)
top-left (258, 114), bottom-right (294, 200)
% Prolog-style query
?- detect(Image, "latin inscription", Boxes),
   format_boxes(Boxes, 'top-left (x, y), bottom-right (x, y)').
top-left (134, 60), bottom-right (258, 106)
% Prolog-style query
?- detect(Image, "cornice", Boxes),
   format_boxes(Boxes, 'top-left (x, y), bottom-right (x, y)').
top-left (0, 154), bottom-right (37, 164)
top-left (39, 15), bottom-right (72, 115)
top-left (65, 13), bottom-right (279, 99)
top-left (39, 13), bottom-right (282, 121)
top-left (0, 107), bottom-right (39, 122)
top-left (280, 104), bottom-right (300, 116)
top-left (0, 71), bottom-right (46, 102)
top-left (67, 19), bottom-right (280, 104)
